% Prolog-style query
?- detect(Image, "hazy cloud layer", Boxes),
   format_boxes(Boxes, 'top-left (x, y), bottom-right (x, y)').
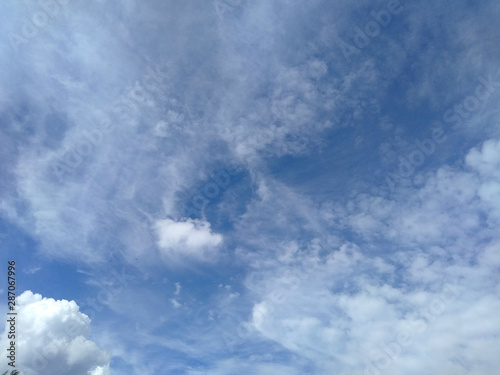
top-left (0, 0), bottom-right (499, 374)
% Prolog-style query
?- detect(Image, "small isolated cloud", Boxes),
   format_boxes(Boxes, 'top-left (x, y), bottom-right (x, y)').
top-left (170, 298), bottom-right (182, 309)
top-left (1, 291), bottom-right (110, 375)
top-left (155, 218), bottom-right (223, 263)
top-left (175, 282), bottom-right (182, 295)
top-left (23, 265), bottom-right (42, 275)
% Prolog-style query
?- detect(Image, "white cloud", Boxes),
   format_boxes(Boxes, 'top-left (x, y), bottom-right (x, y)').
top-left (246, 240), bottom-right (499, 374)
top-left (175, 282), bottom-right (182, 295)
top-left (1, 291), bottom-right (110, 375)
top-left (466, 138), bottom-right (500, 220)
top-left (1, 0), bottom-right (499, 373)
top-left (228, 138), bottom-right (500, 375)
top-left (466, 138), bottom-right (500, 178)
top-left (89, 365), bottom-right (111, 375)
top-left (170, 298), bottom-right (182, 309)
top-left (155, 218), bottom-right (223, 263)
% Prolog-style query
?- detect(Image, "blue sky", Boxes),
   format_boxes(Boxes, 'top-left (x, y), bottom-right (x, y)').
top-left (1, 0), bottom-right (500, 374)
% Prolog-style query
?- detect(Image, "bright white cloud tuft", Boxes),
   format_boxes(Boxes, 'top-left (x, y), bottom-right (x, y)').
top-left (155, 218), bottom-right (223, 263)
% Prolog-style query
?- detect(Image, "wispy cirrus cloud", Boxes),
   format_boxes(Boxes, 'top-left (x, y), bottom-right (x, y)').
top-left (1, 0), bottom-right (499, 374)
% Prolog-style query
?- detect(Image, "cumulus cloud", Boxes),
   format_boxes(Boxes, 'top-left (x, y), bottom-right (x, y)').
top-left (155, 218), bottom-right (223, 263)
top-left (1, 291), bottom-right (110, 375)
